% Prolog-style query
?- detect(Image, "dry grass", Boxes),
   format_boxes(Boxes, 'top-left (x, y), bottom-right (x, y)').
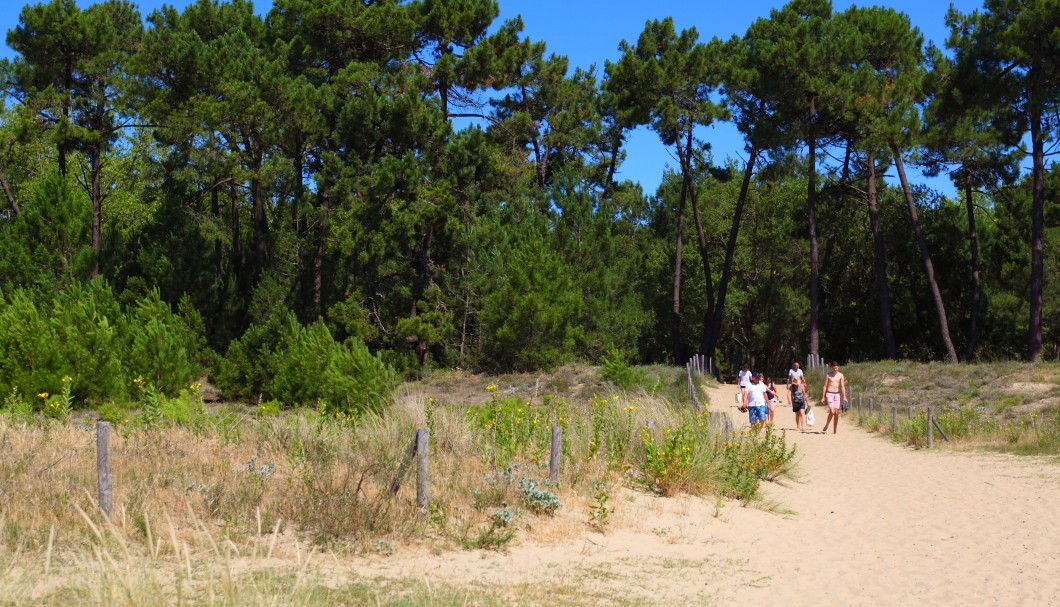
top-left (22, 361), bottom-right (1035, 604)
top-left (1, 368), bottom-right (735, 604)
top-left (842, 361), bottom-right (1060, 454)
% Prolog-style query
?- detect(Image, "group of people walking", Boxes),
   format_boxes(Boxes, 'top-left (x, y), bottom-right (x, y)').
top-left (739, 361), bottom-right (848, 433)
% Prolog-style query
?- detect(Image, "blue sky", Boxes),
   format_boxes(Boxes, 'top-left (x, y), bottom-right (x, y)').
top-left (2, 0), bottom-right (984, 195)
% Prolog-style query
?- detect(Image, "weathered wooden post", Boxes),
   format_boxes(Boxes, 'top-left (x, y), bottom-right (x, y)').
top-left (415, 427), bottom-right (429, 510)
top-left (96, 421), bottom-right (113, 520)
top-left (549, 425), bottom-right (562, 484)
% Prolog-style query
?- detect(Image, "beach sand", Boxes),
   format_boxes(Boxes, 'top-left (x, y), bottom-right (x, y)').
top-left (347, 382), bottom-right (1060, 606)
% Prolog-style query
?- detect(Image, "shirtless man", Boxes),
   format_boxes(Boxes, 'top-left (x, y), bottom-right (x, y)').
top-left (820, 361), bottom-right (847, 434)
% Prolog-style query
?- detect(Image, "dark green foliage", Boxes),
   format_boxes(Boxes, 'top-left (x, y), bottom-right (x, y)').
top-left (126, 289), bottom-right (202, 395)
top-left (477, 220), bottom-right (584, 371)
top-left (0, 289), bottom-right (61, 399)
top-left (599, 348), bottom-right (647, 391)
top-left (50, 279), bottom-right (127, 401)
top-left (0, 0), bottom-right (1056, 401)
top-left (271, 322), bottom-right (397, 413)
top-left (214, 304), bottom-right (300, 403)
top-left (0, 173), bottom-right (92, 290)
top-left (0, 279), bottom-right (203, 404)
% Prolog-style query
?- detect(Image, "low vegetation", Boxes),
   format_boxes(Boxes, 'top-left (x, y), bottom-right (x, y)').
top-left (0, 363), bottom-right (793, 604)
top-left (842, 362), bottom-right (1060, 454)
top-left (3, 360), bottom-right (1059, 604)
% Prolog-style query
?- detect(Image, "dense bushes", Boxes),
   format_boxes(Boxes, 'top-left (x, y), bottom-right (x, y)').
top-left (215, 308), bottom-right (397, 413)
top-left (0, 280), bottom-right (202, 407)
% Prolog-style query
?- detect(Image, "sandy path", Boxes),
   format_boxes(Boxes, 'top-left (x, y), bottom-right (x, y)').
top-left (700, 382), bottom-right (1060, 606)
top-left (348, 383), bottom-right (1060, 606)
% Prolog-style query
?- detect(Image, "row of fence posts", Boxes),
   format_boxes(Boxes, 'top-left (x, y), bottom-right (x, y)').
top-left (851, 391), bottom-right (949, 448)
top-left (91, 370), bottom-right (952, 520)
top-left (807, 354), bottom-right (826, 371)
top-left (95, 387), bottom-right (734, 518)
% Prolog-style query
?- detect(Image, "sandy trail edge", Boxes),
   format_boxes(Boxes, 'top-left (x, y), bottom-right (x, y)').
top-left (338, 383), bottom-right (1060, 606)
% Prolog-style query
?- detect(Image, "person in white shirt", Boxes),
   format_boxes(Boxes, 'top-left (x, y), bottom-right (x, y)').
top-left (786, 361), bottom-right (804, 405)
top-left (743, 372), bottom-right (770, 426)
top-left (738, 363), bottom-right (751, 394)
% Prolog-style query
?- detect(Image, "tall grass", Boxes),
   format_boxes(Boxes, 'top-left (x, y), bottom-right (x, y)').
top-left (0, 381), bottom-right (795, 604)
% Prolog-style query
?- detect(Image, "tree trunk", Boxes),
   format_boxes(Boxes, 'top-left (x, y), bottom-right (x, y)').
top-left (252, 173), bottom-right (269, 274)
top-left (90, 144), bottom-right (102, 279)
top-left (963, 178), bottom-right (981, 361)
top-left (410, 224), bottom-right (436, 367)
top-left (866, 150), bottom-right (898, 359)
top-left (229, 182), bottom-right (242, 278)
top-left (313, 186), bottom-right (330, 321)
top-left (703, 146), bottom-right (759, 359)
top-left (671, 170), bottom-right (688, 365)
top-left (679, 127), bottom-right (714, 357)
top-left (1027, 107), bottom-right (1045, 361)
top-left (0, 169), bottom-right (19, 216)
top-left (890, 142), bottom-right (958, 363)
top-left (807, 99), bottom-right (821, 358)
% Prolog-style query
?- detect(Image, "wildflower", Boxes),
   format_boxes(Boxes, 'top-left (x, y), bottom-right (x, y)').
top-left (62, 376), bottom-right (73, 383)
top-left (486, 384), bottom-right (497, 392)
top-left (133, 377), bottom-right (145, 385)
top-left (37, 392), bottom-right (48, 399)
top-left (624, 405), bottom-right (637, 412)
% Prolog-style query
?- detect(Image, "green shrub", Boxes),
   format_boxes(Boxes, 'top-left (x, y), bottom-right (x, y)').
top-left (467, 394), bottom-right (555, 465)
top-left (639, 421), bottom-right (706, 496)
top-left (126, 290), bottom-right (202, 395)
top-left (718, 425), bottom-right (798, 501)
top-left (319, 337), bottom-right (397, 414)
top-left (0, 281), bottom-right (204, 406)
top-left (599, 347), bottom-right (647, 391)
top-left (96, 402), bottom-right (129, 426)
top-left (214, 305), bottom-right (299, 401)
top-left (270, 321), bottom-right (396, 414)
top-left (518, 478), bottom-right (561, 516)
top-left (0, 289), bottom-right (61, 398)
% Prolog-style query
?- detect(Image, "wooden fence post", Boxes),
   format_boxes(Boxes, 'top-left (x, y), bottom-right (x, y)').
top-left (686, 362), bottom-right (701, 412)
top-left (549, 425), bottom-right (562, 484)
top-left (415, 428), bottom-right (430, 510)
top-left (96, 421), bottom-right (113, 520)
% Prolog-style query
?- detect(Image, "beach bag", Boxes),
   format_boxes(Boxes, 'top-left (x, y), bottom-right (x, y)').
top-left (805, 408), bottom-right (815, 427)
top-left (841, 400), bottom-right (850, 412)
top-left (736, 391), bottom-right (747, 412)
